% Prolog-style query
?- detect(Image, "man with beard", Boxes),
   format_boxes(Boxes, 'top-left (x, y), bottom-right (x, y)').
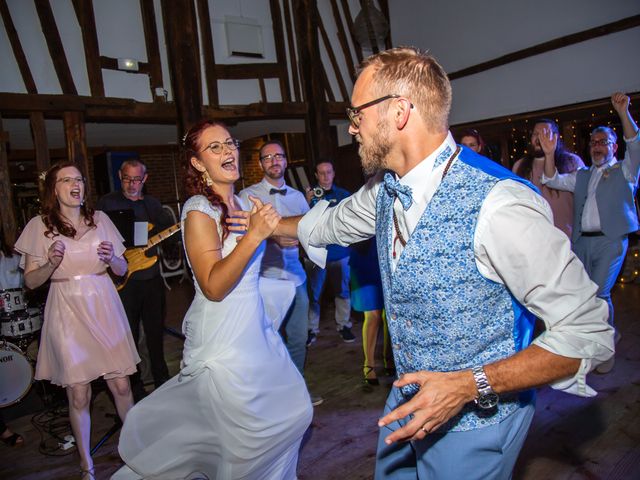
top-left (97, 159), bottom-right (171, 399)
top-left (512, 119), bottom-right (584, 237)
top-left (239, 141), bottom-right (323, 406)
top-left (266, 47), bottom-right (613, 478)
top-left (542, 92), bottom-right (639, 373)
top-left (304, 160), bottom-right (354, 344)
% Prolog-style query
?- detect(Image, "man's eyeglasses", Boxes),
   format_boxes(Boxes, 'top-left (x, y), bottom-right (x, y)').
top-left (57, 176), bottom-right (85, 185)
top-left (122, 175), bottom-right (144, 184)
top-left (200, 138), bottom-right (241, 155)
top-left (346, 94), bottom-right (411, 128)
top-left (260, 153), bottom-right (287, 163)
top-left (589, 139), bottom-right (615, 147)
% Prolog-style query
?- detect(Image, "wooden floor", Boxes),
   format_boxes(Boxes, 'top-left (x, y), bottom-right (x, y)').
top-left (1, 279), bottom-right (639, 480)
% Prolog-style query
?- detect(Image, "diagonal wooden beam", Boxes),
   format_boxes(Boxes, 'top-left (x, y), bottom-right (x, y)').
top-left (330, 0), bottom-right (356, 83)
top-left (293, 0), bottom-right (333, 164)
top-left (317, 7), bottom-right (348, 101)
top-left (449, 14), bottom-right (640, 80)
top-left (0, 0), bottom-right (37, 93)
top-left (377, 0), bottom-right (392, 49)
top-left (283, 0), bottom-right (301, 102)
top-left (71, 0), bottom-right (104, 97)
top-left (195, 0), bottom-right (218, 107)
top-left (269, 0), bottom-right (291, 102)
top-left (140, 0), bottom-right (164, 96)
top-left (340, 0), bottom-right (362, 63)
top-left (34, 0), bottom-right (77, 95)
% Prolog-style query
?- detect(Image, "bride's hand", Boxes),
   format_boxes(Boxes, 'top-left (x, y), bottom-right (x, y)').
top-left (246, 196), bottom-right (281, 241)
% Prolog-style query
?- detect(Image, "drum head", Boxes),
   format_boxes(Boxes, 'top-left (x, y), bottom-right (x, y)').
top-left (0, 342), bottom-right (34, 407)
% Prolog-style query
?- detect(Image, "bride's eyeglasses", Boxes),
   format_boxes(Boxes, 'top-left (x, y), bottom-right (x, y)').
top-left (200, 138), bottom-right (241, 155)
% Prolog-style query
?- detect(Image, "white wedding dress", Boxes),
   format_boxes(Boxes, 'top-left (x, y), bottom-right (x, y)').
top-left (113, 195), bottom-right (313, 480)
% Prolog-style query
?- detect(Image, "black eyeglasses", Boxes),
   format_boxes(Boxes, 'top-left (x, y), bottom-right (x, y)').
top-left (200, 138), bottom-right (240, 155)
top-left (260, 153), bottom-right (287, 163)
top-left (121, 175), bottom-right (144, 184)
top-left (346, 94), bottom-right (411, 128)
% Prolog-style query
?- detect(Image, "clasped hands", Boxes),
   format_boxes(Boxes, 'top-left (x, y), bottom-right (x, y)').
top-left (46, 240), bottom-right (116, 267)
top-left (227, 196), bottom-right (296, 245)
top-left (377, 369), bottom-right (477, 445)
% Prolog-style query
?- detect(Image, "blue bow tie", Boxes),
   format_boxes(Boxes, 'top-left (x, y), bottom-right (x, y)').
top-left (383, 173), bottom-right (413, 210)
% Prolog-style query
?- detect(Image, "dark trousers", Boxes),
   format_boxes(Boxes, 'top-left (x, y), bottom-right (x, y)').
top-left (119, 276), bottom-right (169, 389)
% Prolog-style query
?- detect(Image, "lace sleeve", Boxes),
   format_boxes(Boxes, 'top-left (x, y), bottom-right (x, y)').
top-left (181, 195), bottom-right (223, 238)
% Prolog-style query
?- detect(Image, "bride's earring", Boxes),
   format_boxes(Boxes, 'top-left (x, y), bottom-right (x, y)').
top-left (202, 170), bottom-right (213, 187)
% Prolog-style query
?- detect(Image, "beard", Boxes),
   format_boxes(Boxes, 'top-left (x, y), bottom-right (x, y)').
top-left (359, 118), bottom-right (391, 176)
top-left (264, 166), bottom-right (284, 181)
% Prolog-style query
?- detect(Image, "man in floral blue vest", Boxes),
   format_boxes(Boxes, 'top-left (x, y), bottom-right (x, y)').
top-left (270, 47), bottom-right (614, 479)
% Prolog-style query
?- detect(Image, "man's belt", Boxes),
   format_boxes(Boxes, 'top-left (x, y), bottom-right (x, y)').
top-left (581, 231), bottom-right (605, 237)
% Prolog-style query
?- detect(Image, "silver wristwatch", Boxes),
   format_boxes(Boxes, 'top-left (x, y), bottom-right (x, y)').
top-left (471, 366), bottom-right (499, 409)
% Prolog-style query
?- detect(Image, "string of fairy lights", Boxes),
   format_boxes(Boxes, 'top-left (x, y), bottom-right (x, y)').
top-left (506, 111), bottom-right (622, 163)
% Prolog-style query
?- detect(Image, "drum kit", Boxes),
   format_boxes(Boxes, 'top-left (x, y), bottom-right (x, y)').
top-left (0, 287), bottom-right (43, 408)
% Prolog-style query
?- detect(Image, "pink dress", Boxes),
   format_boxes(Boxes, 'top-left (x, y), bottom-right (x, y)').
top-left (15, 211), bottom-right (140, 387)
top-left (512, 156), bottom-right (584, 238)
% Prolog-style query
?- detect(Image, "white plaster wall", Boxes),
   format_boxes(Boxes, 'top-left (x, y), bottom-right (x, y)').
top-left (5, 0), bottom-right (61, 94)
top-left (389, 0), bottom-right (640, 124)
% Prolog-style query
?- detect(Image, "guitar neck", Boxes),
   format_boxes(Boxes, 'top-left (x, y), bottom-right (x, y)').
top-left (142, 223), bottom-right (181, 252)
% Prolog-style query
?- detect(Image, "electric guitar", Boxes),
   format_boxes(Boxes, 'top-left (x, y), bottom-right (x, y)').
top-left (113, 222), bottom-right (181, 291)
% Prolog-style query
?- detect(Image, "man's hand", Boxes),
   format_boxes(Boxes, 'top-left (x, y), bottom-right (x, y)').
top-left (377, 370), bottom-right (477, 444)
top-left (611, 92), bottom-right (630, 117)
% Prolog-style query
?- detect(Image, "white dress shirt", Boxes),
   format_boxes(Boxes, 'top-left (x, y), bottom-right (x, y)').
top-left (239, 178), bottom-right (309, 286)
top-left (298, 133), bottom-right (613, 397)
top-left (541, 134), bottom-right (640, 232)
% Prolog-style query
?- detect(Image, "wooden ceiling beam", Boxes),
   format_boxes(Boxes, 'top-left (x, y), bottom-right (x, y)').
top-left (139, 0), bottom-right (164, 95)
top-left (340, 0), bottom-right (362, 63)
top-left (0, 92), bottom-right (350, 123)
top-left (293, 0), bottom-right (334, 164)
top-left (269, 0), bottom-right (291, 102)
top-left (195, 0), bottom-right (219, 107)
top-left (282, 0), bottom-right (301, 102)
top-left (317, 12), bottom-right (349, 101)
top-left (449, 15), bottom-right (640, 80)
top-left (71, 0), bottom-right (104, 97)
top-left (34, 0), bottom-right (77, 95)
top-left (0, 0), bottom-right (37, 93)
top-left (161, 0), bottom-right (202, 137)
top-left (215, 63), bottom-right (283, 80)
top-left (330, 0), bottom-right (356, 83)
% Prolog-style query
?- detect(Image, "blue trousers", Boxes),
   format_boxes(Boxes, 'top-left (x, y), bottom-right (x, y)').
top-left (280, 282), bottom-right (309, 373)
top-left (375, 387), bottom-right (535, 480)
top-left (572, 234), bottom-right (628, 327)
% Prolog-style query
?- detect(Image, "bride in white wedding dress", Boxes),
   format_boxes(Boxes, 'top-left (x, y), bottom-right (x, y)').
top-left (113, 120), bottom-right (313, 480)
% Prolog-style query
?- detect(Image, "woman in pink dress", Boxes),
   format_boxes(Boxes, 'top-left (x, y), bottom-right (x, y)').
top-left (15, 160), bottom-right (140, 480)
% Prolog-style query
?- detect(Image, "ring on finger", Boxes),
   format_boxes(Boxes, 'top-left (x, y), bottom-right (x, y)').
top-left (420, 425), bottom-right (428, 434)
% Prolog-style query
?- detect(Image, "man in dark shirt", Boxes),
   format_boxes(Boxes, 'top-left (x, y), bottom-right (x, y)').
top-left (305, 160), bottom-right (354, 344)
top-left (97, 159), bottom-right (171, 398)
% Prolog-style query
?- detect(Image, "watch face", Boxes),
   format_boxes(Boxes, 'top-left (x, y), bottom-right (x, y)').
top-left (477, 393), bottom-right (499, 409)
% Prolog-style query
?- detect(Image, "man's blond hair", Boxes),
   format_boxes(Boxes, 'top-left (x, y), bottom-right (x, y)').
top-left (358, 47), bottom-right (451, 133)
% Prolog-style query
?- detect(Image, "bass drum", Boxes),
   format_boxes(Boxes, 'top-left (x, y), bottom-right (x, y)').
top-left (0, 341), bottom-right (34, 407)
